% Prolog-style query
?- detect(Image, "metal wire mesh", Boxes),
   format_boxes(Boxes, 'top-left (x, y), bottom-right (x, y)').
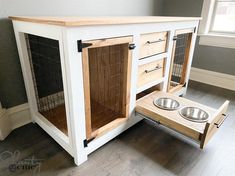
top-left (171, 33), bottom-right (190, 86)
top-left (25, 34), bottom-right (65, 113)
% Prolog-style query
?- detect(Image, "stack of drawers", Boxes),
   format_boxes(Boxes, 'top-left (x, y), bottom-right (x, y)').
top-left (137, 31), bottom-right (168, 92)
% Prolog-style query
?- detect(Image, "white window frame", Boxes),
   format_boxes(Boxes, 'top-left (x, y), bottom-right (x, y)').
top-left (199, 0), bottom-right (235, 49)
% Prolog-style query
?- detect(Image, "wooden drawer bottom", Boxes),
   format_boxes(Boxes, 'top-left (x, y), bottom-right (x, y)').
top-left (136, 91), bottom-right (229, 149)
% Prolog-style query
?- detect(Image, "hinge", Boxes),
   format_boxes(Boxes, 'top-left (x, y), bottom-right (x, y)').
top-left (77, 40), bottom-right (93, 52)
top-left (129, 43), bottom-right (136, 50)
top-left (194, 27), bottom-right (197, 33)
top-left (173, 36), bottom-right (178, 41)
top-left (182, 82), bottom-right (187, 87)
top-left (83, 137), bottom-right (95, 147)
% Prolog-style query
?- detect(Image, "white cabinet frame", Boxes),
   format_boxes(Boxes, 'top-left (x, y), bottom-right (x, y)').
top-left (12, 19), bottom-right (199, 166)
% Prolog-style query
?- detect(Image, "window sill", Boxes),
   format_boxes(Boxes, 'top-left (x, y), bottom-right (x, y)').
top-left (198, 33), bottom-right (235, 49)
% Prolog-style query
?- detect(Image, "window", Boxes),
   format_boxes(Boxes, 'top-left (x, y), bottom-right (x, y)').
top-left (199, 0), bottom-right (235, 48)
top-left (211, 0), bottom-right (235, 33)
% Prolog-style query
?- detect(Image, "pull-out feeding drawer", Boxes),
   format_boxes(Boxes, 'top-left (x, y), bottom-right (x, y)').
top-left (136, 91), bottom-right (229, 149)
top-left (137, 58), bottom-right (165, 89)
top-left (140, 32), bottom-right (167, 59)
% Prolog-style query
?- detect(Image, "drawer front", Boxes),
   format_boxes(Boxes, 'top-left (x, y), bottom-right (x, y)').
top-left (140, 32), bottom-right (167, 59)
top-left (137, 58), bottom-right (165, 88)
top-left (200, 100), bottom-right (229, 149)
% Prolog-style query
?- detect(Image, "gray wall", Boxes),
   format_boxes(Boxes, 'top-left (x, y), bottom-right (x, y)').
top-left (2, 0), bottom-right (234, 108)
top-left (0, 18), bottom-right (27, 108)
top-left (162, 0), bottom-right (204, 17)
top-left (162, 0), bottom-right (235, 76)
top-left (1, 0), bottom-right (163, 16)
top-left (0, 0), bottom-right (163, 108)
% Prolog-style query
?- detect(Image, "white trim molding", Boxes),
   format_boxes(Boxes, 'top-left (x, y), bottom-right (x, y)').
top-left (0, 103), bottom-right (31, 140)
top-left (199, 34), bottom-right (235, 49)
top-left (190, 67), bottom-right (235, 91)
top-left (0, 107), bottom-right (11, 140)
top-left (199, 0), bottom-right (216, 35)
top-left (198, 0), bottom-right (235, 49)
top-left (7, 103), bottom-right (32, 130)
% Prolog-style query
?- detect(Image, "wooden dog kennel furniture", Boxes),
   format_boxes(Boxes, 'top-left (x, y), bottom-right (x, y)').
top-left (10, 16), bottom-right (229, 166)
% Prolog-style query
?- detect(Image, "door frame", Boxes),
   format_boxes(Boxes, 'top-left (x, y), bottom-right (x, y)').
top-left (82, 36), bottom-right (133, 139)
top-left (167, 28), bottom-right (194, 93)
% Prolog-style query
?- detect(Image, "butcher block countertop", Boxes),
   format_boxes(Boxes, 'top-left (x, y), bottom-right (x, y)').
top-left (9, 16), bottom-right (201, 27)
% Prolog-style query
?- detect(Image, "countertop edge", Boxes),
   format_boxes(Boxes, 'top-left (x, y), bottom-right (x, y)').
top-left (9, 16), bottom-right (202, 27)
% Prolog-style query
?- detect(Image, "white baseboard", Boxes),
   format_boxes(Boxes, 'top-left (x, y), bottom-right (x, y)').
top-left (0, 103), bottom-right (31, 140)
top-left (7, 103), bottom-right (32, 130)
top-left (0, 109), bottom-right (11, 140)
top-left (190, 67), bottom-right (235, 91)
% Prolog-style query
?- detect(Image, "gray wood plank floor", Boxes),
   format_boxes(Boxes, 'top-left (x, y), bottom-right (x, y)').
top-left (0, 81), bottom-right (234, 176)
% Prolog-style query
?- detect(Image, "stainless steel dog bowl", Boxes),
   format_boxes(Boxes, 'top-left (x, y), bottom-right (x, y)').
top-left (153, 97), bottom-right (180, 110)
top-left (179, 107), bottom-right (209, 123)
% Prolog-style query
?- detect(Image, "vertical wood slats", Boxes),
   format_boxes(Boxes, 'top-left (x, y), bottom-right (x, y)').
top-left (82, 36), bottom-right (132, 139)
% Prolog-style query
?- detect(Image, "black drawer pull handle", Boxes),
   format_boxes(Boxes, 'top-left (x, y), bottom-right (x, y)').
top-left (214, 113), bottom-right (229, 128)
top-left (146, 39), bottom-right (165, 44)
top-left (145, 65), bottom-right (162, 73)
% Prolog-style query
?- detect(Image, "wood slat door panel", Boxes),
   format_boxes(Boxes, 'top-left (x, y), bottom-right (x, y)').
top-left (82, 36), bottom-right (133, 139)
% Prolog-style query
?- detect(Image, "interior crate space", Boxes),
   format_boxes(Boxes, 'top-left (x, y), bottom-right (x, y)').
top-left (86, 43), bottom-right (129, 135)
top-left (26, 34), bottom-right (68, 135)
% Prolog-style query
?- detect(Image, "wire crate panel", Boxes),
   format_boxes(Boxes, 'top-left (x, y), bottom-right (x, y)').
top-left (168, 32), bottom-right (192, 92)
top-left (26, 34), bottom-right (68, 135)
